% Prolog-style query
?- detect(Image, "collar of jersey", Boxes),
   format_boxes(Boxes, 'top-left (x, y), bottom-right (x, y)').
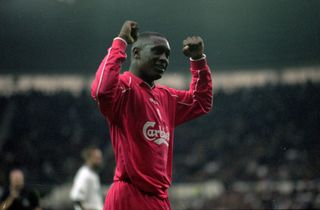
top-left (125, 71), bottom-right (155, 89)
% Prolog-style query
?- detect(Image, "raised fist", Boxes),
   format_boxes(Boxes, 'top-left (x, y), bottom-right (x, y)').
top-left (118, 20), bottom-right (139, 44)
top-left (182, 36), bottom-right (204, 59)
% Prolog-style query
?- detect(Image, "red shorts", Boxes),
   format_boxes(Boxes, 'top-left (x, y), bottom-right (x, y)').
top-left (104, 181), bottom-right (171, 210)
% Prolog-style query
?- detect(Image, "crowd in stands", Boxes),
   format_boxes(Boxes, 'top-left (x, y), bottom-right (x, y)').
top-left (0, 81), bottom-right (319, 209)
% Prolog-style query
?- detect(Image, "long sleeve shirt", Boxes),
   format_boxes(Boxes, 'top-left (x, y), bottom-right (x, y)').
top-left (91, 38), bottom-right (213, 198)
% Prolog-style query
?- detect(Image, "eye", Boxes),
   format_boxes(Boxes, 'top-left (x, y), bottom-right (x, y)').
top-left (152, 47), bottom-right (170, 58)
top-left (154, 48), bottom-right (164, 55)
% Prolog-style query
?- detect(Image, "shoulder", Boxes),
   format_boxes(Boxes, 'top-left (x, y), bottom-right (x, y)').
top-left (73, 167), bottom-right (94, 186)
top-left (80, 166), bottom-right (98, 179)
top-left (75, 166), bottom-right (91, 178)
top-left (119, 71), bottom-right (133, 89)
top-left (78, 165), bottom-right (89, 173)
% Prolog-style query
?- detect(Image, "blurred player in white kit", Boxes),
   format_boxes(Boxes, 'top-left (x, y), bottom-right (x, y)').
top-left (70, 146), bottom-right (104, 210)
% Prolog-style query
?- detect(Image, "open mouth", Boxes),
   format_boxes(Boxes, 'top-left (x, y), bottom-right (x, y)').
top-left (154, 64), bottom-right (167, 73)
top-left (154, 66), bottom-right (165, 73)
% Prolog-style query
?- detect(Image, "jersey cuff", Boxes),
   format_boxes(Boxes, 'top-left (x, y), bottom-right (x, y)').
top-left (112, 37), bottom-right (128, 49)
top-left (190, 54), bottom-right (207, 70)
top-left (190, 54), bottom-right (206, 61)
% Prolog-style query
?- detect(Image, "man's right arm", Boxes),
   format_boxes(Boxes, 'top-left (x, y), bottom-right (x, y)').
top-left (0, 189), bottom-right (16, 210)
top-left (91, 38), bottom-right (127, 118)
top-left (91, 20), bottom-right (138, 119)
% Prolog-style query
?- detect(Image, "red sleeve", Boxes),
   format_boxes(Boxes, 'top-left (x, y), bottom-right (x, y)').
top-left (170, 56), bottom-right (213, 126)
top-left (91, 38), bottom-right (127, 120)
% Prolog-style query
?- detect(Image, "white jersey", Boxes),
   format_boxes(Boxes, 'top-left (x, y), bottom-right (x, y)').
top-left (70, 165), bottom-right (103, 210)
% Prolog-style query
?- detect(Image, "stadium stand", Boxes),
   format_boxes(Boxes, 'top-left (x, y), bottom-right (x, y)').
top-left (0, 81), bottom-right (319, 209)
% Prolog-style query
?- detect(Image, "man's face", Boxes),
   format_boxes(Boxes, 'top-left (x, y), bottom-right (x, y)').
top-left (137, 36), bottom-right (170, 83)
top-left (90, 149), bottom-right (103, 170)
top-left (10, 170), bottom-right (24, 190)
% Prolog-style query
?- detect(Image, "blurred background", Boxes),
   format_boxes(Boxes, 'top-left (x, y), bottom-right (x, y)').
top-left (0, 0), bottom-right (320, 209)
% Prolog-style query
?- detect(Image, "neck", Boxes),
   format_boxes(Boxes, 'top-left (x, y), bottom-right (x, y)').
top-left (11, 185), bottom-right (23, 192)
top-left (86, 163), bottom-right (99, 172)
top-left (85, 162), bottom-right (93, 169)
top-left (129, 64), bottom-right (154, 87)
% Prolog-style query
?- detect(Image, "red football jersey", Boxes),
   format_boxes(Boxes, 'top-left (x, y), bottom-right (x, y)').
top-left (91, 38), bottom-right (213, 198)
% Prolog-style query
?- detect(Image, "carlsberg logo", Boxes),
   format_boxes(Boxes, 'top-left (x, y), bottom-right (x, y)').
top-left (143, 121), bottom-right (169, 146)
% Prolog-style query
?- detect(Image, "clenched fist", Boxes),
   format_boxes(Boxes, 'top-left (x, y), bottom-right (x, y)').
top-left (182, 36), bottom-right (204, 60)
top-left (118, 20), bottom-right (139, 44)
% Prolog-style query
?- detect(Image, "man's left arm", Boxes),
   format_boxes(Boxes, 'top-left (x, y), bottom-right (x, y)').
top-left (171, 36), bottom-right (213, 126)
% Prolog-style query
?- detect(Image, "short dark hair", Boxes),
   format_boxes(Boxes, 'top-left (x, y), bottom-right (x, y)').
top-left (137, 31), bottom-right (166, 40)
top-left (132, 31), bottom-right (167, 50)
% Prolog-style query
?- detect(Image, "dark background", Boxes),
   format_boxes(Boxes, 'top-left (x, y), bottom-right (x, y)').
top-left (1, 1), bottom-right (320, 209)
top-left (1, 0), bottom-right (320, 74)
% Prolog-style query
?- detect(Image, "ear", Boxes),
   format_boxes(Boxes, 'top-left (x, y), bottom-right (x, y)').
top-left (132, 47), bottom-right (141, 59)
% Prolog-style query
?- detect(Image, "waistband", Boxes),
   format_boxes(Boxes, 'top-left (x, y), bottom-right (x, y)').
top-left (113, 178), bottom-right (168, 199)
top-left (117, 177), bottom-right (132, 184)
